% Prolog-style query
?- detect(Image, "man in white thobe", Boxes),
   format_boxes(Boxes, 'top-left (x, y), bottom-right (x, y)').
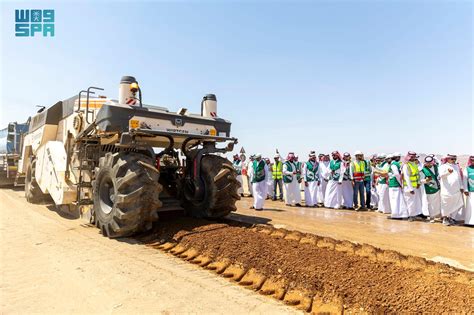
top-left (283, 152), bottom-right (302, 206)
top-left (402, 151), bottom-right (423, 221)
top-left (295, 155), bottom-right (304, 191)
top-left (248, 154), bottom-right (268, 211)
top-left (388, 153), bottom-right (409, 219)
top-left (463, 156), bottom-right (474, 226)
top-left (317, 154), bottom-right (330, 206)
top-left (369, 155), bottom-right (379, 209)
top-left (420, 156), bottom-right (441, 222)
top-left (341, 152), bottom-right (354, 209)
top-left (373, 153), bottom-right (391, 214)
top-left (232, 154), bottom-right (244, 197)
top-left (265, 158), bottom-right (274, 199)
top-left (244, 155), bottom-right (255, 197)
top-left (439, 154), bottom-right (465, 226)
top-left (324, 151), bottom-right (344, 209)
top-left (302, 152), bottom-right (320, 207)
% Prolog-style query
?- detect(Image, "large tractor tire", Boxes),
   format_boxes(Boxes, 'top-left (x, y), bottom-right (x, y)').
top-left (25, 157), bottom-right (49, 203)
top-left (93, 152), bottom-right (162, 238)
top-left (184, 155), bottom-right (241, 218)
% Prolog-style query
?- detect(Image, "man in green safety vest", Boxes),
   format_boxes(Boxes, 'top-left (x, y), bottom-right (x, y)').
top-left (302, 152), bottom-right (320, 207)
top-left (373, 153), bottom-right (391, 214)
top-left (295, 155), bottom-right (305, 193)
top-left (272, 154), bottom-right (284, 201)
top-left (283, 152), bottom-right (302, 206)
top-left (295, 155), bottom-right (303, 184)
top-left (388, 152), bottom-right (409, 219)
top-left (248, 153), bottom-right (268, 210)
top-left (420, 156), bottom-right (441, 222)
top-left (324, 151), bottom-right (344, 209)
top-left (463, 156), bottom-right (474, 226)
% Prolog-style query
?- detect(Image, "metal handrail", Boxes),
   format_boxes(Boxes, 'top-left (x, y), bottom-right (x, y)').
top-left (77, 90), bottom-right (95, 113)
top-left (85, 86), bottom-right (104, 124)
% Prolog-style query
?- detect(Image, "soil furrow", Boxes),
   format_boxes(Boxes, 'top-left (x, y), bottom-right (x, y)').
top-left (139, 218), bottom-right (473, 314)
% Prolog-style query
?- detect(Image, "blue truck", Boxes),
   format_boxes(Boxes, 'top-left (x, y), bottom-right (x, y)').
top-left (0, 122), bottom-right (29, 186)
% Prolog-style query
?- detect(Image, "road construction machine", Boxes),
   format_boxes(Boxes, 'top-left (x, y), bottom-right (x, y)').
top-left (0, 121), bottom-right (29, 186)
top-left (18, 75), bottom-right (240, 238)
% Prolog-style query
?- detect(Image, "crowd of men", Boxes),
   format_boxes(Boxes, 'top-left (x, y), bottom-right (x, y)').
top-left (232, 152), bottom-right (474, 227)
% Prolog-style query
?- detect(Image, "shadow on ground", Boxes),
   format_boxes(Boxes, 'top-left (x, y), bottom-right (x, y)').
top-left (46, 204), bottom-right (81, 220)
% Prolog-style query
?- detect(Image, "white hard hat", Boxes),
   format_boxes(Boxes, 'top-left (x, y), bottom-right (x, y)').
top-left (255, 153), bottom-right (262, 158)
top-left (378, 153), bottom-right (386, 158)
top-left (274, 154), bottom-right (280, 158)
top-left (393, 152), bottom-right (401, 157)
top-left (354, 150), bottom-right (363, 155)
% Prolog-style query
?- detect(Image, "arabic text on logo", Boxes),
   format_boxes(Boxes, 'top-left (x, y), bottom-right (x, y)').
top-left (15, 9), bottom-right (55, 37)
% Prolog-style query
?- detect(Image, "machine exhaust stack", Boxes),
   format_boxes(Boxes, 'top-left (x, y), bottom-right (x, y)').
top-left (201, 94), bottom-right (217, 117)
top-left (119, 76), bottom-right (141, 106)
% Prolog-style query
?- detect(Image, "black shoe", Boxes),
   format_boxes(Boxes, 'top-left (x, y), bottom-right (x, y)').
top-left (250, 206), bottom-right (255, 209)
top-left (255, 208), bottom-right (263, 211)
top-left (240, 193), bottom-right (244, 197)
top-left (295, 203), bottom-right (302, 207)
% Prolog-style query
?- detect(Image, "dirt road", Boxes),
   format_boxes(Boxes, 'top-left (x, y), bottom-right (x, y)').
top-left (1, 186), bottom-right (472, 313)
top-left (0, 188), bottom-right (297, 314)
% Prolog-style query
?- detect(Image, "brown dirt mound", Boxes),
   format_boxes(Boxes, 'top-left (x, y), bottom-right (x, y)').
top-left (140, 218), bottom-right (474, 313)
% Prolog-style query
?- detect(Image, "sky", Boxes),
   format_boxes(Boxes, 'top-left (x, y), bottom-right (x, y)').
top-left (0, 0), bottom-right (472, 158)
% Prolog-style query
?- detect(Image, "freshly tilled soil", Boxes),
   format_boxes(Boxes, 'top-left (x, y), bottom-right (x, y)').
top-left (139, 218), bottom-right (473, 313)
